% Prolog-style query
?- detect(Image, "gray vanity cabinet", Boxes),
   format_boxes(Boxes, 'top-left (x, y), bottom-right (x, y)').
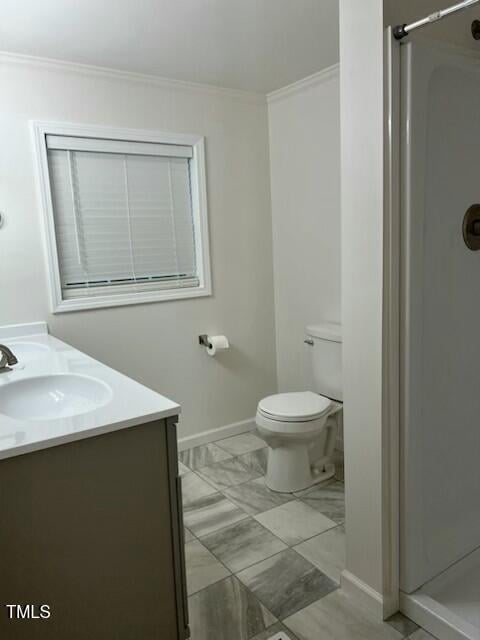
top-left (0, 417), bottom-right (189, 640)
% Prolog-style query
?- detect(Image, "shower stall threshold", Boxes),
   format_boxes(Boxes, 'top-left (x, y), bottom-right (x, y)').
top-left (400, 547), bottom-right (480, 640)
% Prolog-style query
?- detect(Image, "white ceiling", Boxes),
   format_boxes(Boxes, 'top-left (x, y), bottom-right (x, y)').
top-left (0, 0), bottom-right (339, 94)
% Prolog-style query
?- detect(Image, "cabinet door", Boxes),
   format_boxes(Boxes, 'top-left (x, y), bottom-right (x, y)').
top-left (0, 420), bottom-right (181, 640)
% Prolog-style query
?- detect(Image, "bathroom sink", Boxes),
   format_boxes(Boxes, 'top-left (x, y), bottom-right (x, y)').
top-left (0, 374), bottom-right (112, 421)
top-left (5, 341), bottom-right (50, 363)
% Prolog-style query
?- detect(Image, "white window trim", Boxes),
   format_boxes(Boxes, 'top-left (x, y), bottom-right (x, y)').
top-left (32, 121), bottom-right (212, 313)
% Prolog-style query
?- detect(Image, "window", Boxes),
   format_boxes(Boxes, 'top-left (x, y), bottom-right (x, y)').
top-left (33, 123), bottom-right (211, 312)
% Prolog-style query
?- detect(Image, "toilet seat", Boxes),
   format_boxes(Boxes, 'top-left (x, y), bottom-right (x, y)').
top-left (258, 391), bottom-right (332, 423)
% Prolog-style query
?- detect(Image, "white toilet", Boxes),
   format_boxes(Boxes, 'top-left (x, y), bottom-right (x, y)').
top-left (256, 322), bottom-right (342, 493)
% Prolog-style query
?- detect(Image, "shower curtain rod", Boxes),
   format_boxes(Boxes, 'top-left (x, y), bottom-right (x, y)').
top-left (393, 0), bottom-right (480, 40)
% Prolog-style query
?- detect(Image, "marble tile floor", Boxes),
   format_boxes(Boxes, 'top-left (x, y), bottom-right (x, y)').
top-left (294, 524), bottom-right (346, 583)
top-left (224, 476), bottom-right (294, 515)
top-left (284, 590), bottom-right (408, 640)
top-left (183, 491), bottom-right (248, 538)
top-left (201, 518), bottom-right (287, 573)
top-left (237, 549), bottom-right (338, 620)
top-left (179, 442), bottom-right (233, 470)
top-left (407, 631), bottom-right (437, 640)
top-left (179, 432), bottom-right (428, 640)
top-left (185, 539), bottom-right (230, 595)
top-left (254, 500), bottom-right (338, 546)
top-left (181, 470), bottom-right (217, 505)
top-left (197, 456), bottom-right (262, 490)
top-left (294, 480), bottom-right (345, 524)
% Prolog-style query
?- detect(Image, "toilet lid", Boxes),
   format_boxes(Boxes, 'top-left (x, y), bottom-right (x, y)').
top-left (258, 392), bottom-right (332, 422)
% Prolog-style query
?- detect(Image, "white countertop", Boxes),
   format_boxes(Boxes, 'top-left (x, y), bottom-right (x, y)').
top-left (0, 323), bottom-right (180, 460)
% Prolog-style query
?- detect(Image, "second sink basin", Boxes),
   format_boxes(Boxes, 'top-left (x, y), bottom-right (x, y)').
top-left (0, 374), bottom-right (113, 421)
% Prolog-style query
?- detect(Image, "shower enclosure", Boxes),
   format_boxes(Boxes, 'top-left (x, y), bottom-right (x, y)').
top-left (399, 38), bottom-right (480, 640)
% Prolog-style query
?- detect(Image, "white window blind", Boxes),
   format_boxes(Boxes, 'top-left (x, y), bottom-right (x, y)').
top-left (46, 138), bottom-right (199, 299)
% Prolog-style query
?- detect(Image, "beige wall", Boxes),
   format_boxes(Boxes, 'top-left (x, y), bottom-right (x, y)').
top-left (268, 68), bottom-right (341, 393)
top-left (0, 56), bottom-right (277, 439)
top-left (339, 0), bottom-right (387, 612)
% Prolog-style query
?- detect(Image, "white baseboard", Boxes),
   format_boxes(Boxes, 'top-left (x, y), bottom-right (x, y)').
top-left (177, 417), bottom-right (256, 451)
top-left (340, 570), bottom-right (385, 620)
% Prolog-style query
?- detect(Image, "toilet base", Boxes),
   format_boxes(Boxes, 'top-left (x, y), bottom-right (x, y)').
top-left (309, 461), bottom-right (336, 488)
top-left (264, 441), bottom-right (336, 493)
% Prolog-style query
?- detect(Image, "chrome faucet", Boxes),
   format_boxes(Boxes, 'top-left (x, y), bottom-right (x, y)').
top-left (0, 344), bottom-right (18, 371)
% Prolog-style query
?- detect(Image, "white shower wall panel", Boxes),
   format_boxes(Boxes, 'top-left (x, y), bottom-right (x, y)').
top-left (400, 40), bottom-right (480, 593)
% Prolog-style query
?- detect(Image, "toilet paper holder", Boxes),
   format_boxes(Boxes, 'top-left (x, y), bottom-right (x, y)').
top-left (198, 334), bottom-right (212, 348)
top-left (199, 334), bottom-right (230, 356)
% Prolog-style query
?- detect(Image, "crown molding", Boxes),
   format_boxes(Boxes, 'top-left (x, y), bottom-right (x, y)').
top-left (267, 63), bottom-right (340, 104)
top-left (0, 51), bottom-right (267, 104)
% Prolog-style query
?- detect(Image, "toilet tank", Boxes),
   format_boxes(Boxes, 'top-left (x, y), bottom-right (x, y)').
top-left (305, 322), bottom-right (342, 401)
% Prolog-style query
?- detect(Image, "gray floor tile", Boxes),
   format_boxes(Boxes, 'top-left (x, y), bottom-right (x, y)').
top-left (179, 443), bottom-right (233, 470)
top-left (184, 527), bottom-right (195, 543)
top-left (201, 518), bottom-right (287, 573)
top-left (185, 539), bottom-right (230, 595)
top-left (408, 630), bottom-right (437, 640)
top-left (236, 448), bottom-right (269, 476)
top-left (237, 549), bottom-right (337, 620)
top-left (250, 622), bottom-right (299, 640)
top-left (178, 461), bottom-right (190, 476)
top-left (224, 477), bottom-right (294, 515)
top-left (181, 472), bottom-right (217, 505)
top-left (387, 612), bottom-right (419, 637)
top-left (255, 500), bottom-right (337, 545)
top-left (188, 575), bottom-right (277, 640)
top-left (294, 525), bottom-right (346, 584)
top-left (296, 480), bottom-right (345, 523)
top-left (284, 590), bottom-right (403, 640)
top-left (183, 492), bottom-right (249, 538)
top-left (197, 457), bottom-right (261, 490)
top-left (216, 432), bottom-right (266, 456)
